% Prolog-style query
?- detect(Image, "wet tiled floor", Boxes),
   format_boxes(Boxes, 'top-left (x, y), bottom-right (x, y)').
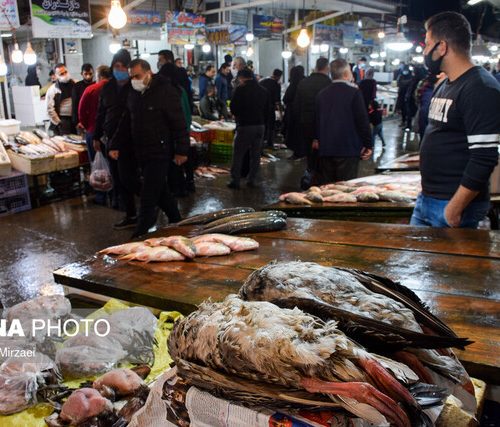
top-left (0, 119), bottom-right (419, 307)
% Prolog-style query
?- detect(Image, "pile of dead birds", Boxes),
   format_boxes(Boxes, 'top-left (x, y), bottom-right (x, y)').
top-left (280, 181), bottom-right (421, 205)
top-left (0, 295), bottom-right (157, 425)
top-left (168, 261), bottom-right (475, 427)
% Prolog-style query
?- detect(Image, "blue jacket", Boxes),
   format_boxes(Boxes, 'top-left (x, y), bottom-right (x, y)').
top-left (198, 74), bottom-right (213, 99)
top-left (315, 81), bottom-right (372, 157)
top-left (215, 73), bottom-right (229, 103)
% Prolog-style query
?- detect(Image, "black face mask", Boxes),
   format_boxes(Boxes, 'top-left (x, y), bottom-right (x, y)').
top-left (424, 41), bottom-right (445, 75)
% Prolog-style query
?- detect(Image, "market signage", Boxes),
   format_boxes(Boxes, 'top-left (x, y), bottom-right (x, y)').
top-left (314, 24), bottom-right (343, 46)
top-left (30, 0), bottom-right (92, 39)
top-left (166, 10), bottom-right (206, 45)
top-left (207, 25), bottom-right (230, 45)
top-left (127, 10), bottom-right (162, 40)
top-left (252, 15), bottom-right (284, 39)
top-left (0, 0), bottom-right (20, 30)
top-left (229, 24), bottom-right (247, 45)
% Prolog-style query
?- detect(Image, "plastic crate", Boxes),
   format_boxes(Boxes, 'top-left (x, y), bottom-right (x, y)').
top-left (0, 171), bottom-right (28, 198)
top-left (0, 191), bottom-right (31, 216)
top-left (209, 142), bottom-right (233, 164)
top-left (190, 129), bottom-right (215, 143)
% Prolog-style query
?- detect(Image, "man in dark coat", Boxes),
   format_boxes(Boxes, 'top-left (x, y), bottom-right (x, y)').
top-left (314, 59), bottom-right (373, 184)
top-left (110, 59), bottom-right (189, 238)
top-left (259, 69), bottom-right (283, 148)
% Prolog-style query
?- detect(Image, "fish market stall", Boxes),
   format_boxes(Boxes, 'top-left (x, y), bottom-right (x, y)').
top-left (53, 217), bottom-right (500, 385)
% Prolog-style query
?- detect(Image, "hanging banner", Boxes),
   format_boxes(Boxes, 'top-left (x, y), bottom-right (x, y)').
top-left (340, 23), bottom-right (357, 46)
top-left (207, 25), bottom-right (230, 45)
top-left (166, 11), bottom-right (206, 45)
top-left (252, 15), bottom-right (284, 39)
top-left (30, 0), bottom-right (92, 39)
top-left (0, 0), bottom-right (20, 30)
top-left (314, 24), bottom-right (343, 46)
top-left (229, 25), bottom-right (247, 45)
top-left (127, 10), bottom-right (162, 40)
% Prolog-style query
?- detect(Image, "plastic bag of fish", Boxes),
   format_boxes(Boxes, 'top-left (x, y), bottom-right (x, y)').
top-left (89, 152), bottom-right (113, 192)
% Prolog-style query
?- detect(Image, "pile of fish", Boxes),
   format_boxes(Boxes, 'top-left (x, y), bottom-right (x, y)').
top-left (168, 261), bottom-right (475, 427)
top-left (280, 181), bottom-right (420, 205)
top-left (0, 130), bottom-right (78, 159)
top-left (178, 207), bottom-right (287, 235)
top-left (100, 233), bottom-right (260, 262)
top-left (45, 366), bottom-right (151, 427)
top-left (194, 165), bottom-right (230, 179)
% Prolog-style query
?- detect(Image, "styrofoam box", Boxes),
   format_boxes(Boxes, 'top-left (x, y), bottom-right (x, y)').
top-left (0, 143), bottom-right (11, 176)
top-left (0, 119), bottom-right (21, 136)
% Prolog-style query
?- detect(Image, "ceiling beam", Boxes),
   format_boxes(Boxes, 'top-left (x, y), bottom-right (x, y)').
top-left (91, 0), bottom-right (149, 30)
top-left (283, 10), bottom-right (348, 34)
top-left (202, 0), bottom-right (274, 15)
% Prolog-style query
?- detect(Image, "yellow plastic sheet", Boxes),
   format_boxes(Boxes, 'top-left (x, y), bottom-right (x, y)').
top-left (0, 299), bottom-right (182, 426)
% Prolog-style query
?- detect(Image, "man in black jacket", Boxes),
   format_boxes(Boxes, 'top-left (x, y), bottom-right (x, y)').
top-left (228, 69), bottom-right (270, 189)
top-left (94, 49), bottom-right (138, 226)
top-left (259, 69), bottom-right (283, 148)
top-left (110, 59), bottom-right (189, 238)
top-left (293, 57), bottom-right (331, 187)
top-left (72, 63), bottom-right (94, 130)
top-left (158, 49), bottom-right (192, 110)
top-left (315, 59), bottom-right (372, 184)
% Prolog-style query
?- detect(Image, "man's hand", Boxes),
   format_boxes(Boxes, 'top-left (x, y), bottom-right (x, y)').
top-left (360, 147), bottom-right (373, 160)
top-left (444, 203), bottom-right (461, 228)
top-left (174, 155), bottom-right (188, 166)
top-left (109, 150), bottom-right (119, 160)
top-left (93, 140), bottom-right (102, 152)
top-left (312, 140), bottom-right (319, 150)
top-left (77, 123), bottom-right (85, 130)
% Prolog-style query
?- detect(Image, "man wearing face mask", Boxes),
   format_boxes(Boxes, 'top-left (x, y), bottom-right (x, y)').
top-left (110, 59), bottom-right (189, 238)
top-left (72, 63), bottom-right (94, 132)
top-left (46, 63), bottom-right (75, 135)
top-left (94, 49), bottom-right (138, 226)
top-left (410, 12), bottom-right (500, 229)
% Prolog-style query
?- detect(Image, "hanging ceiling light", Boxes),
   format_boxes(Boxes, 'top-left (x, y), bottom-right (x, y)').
top-left (246, 46), bottom-right (254, 57)
top-left (0, 55), bottom-right (7, 76)
top-left (320, 43), bottom-right (329, 53)
top-left (412, 56), bottom-right (424, 64)
top-left (467, 0), bottom-right (483, 5)
top-left (370, 52), bottom-right (379, 59)
top-left (11, 43), bottom-right (23, 63)
top-left (23, 42), bottom-right (37, 65)
top-left (184, 41), bottom-right (195, 50)
top-left (281, 50), bottom-right (292, 59)
top-left (109, 40), bottom-right (121, 54)
top-left (386, 15), bottom-right (412, 51)
top-left (339, 47), bottom-right (348, 54)
top-left (202, 43), bottom-right (211, 53)
top-left (297, 25), bottom-right (310, 49)
top-left (489, 45), bottom-right (498, 52)
top-left (311, 44), bottom-right (320, 54)
top-left (245, 31), bottom-right (254, 42)
top-left (380, 51), bottom-right (387, 58)
top-left (415, 45), bottom-right (423, 53)
top-left (378, 31), bottom-right (385, 39)
top-left (108, 0), bottom-right (127, 30)
top-left (391, 58), bottom-right (400, 66)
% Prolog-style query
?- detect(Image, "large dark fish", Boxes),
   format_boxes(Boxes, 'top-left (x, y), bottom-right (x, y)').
top-left (198, 216), bottom-right (287, 235)
top-left (201, 210), bottom-right (287, 230)
top-left (177, 207), bottom-right (255, 226)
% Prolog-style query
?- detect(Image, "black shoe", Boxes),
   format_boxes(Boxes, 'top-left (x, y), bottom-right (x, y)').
top-left (113, 216), bottom-right (137, 230)
top-left (227, 181), bottom-right (240, 189)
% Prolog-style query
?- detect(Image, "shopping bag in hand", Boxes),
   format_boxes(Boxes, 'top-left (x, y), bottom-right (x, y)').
top-left (89, 151), bottom-right (113, 191)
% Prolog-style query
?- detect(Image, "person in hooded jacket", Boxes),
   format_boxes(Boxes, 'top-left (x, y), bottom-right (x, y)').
top-left (110, 59), bottom-right (189, 238)
top-left (94, 49), bottom-right (138, 227)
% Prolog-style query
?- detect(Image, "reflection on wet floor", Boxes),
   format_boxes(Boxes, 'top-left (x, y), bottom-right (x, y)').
top-left (0, 120), bottom-right (418, 307)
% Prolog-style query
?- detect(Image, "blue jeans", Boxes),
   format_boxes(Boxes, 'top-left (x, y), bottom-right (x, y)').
top-left (410, 193), bottom-right (490, 229)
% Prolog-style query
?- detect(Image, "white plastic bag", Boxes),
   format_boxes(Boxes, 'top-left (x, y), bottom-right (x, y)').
top-left (89, 151), bottom-right (113, 192)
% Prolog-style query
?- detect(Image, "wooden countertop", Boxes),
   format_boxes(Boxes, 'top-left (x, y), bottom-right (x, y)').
top-left (53, 219), bottom-right (500, 383)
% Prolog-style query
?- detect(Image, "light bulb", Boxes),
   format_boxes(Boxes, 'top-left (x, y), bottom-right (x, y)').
top-left (358, 19), bottom-right (363, 28)
top-left (380, 51), bottom-right (387, 58)
top-left (320, 43), bottom-right (329, 53)
top-left (184, 42), bottom-right (195, 50)
top-left (489, 45), bottom-right (498, 52)
top-left (339, 47), bottom-right (348, 54)
top-left (108, 0), bottom-right (127, 30)
top-left (370, 52), bottom-right (379, 59)
top-left (281, 50), bottom-right (292, 59)
top-left (386, 32), bottom-right (413, 51)
top-left (0, 56), bottom-right (7, 76)
top-left (202, 43), bottom-right (211, 53)
top-left (297, 27), bottom-right (310, 49)
top-left (378, 31), bottom-right (385, 39)
top-left (11, 43), bottom-right (23, 63)
top-left (245, 32), bottom-right (254, 42)
top-left (246, 46), bottom-right (254, 57)
top-left (109, 41), bottom-right (121, 54)
top-left (311, 44), bottom-right (320, 54)
top-left (392, 58), bottom-right (400, 66)
top-left (23, 42), bottom-right (37, 65)
top-left (412, 56), bottom-right (424, 64)
top-left (415, 45), bottom-right (423, 53)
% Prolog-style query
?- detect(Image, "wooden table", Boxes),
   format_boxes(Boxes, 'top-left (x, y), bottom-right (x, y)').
top-left (53, 219), bottom-right (500, 383)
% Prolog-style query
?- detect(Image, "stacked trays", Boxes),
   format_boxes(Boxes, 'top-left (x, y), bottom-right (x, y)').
top-left (209, 129), bottom-right (234, 164)
top-left (0, 171), bottom-right (31, 216)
